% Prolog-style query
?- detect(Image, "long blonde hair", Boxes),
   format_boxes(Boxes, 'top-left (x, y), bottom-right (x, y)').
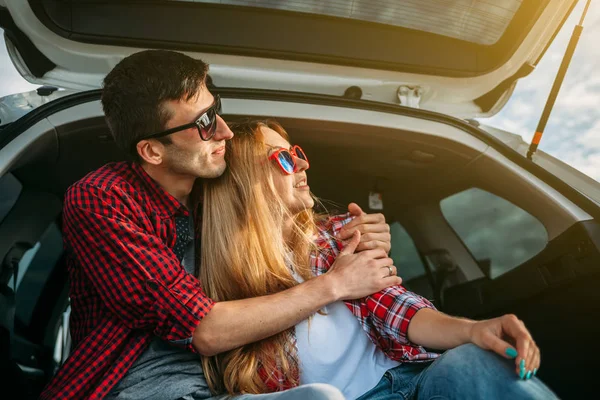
top-left (200, 120), bottom-right (319, 394)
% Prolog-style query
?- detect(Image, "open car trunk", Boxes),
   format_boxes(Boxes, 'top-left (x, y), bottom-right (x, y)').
top-left (2, 89), bottom-right (600, 398)
top-left (0, 0), bottom-right (580, 118)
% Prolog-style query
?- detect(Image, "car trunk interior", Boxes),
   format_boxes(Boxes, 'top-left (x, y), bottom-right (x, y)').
top-left (10, 113), bottom-right (483, 221)
top-left (3, 111), bottom-right (600, 398)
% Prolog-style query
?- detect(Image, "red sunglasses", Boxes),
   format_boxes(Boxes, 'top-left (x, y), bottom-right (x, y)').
top-left (268, 145), bottom-right (309, 175)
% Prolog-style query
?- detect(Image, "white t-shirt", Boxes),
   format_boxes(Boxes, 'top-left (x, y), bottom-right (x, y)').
top-left (292, 271), bottom-right (400, 400)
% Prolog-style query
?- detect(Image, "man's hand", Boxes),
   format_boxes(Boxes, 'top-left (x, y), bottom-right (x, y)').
top-left (469, 314), bottom-right (540, 380)
top-left (337, 203), bottom-right (391, 253)
top-left (326, 230), bottom-right (401, 301)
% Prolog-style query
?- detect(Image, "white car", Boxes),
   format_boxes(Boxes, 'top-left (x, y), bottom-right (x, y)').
top-left (0, 1), bottom-right (598, 398)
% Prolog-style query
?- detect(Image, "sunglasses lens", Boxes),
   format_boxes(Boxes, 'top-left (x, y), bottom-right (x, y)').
top-left (198, 96), bottom-right (221, 140)
top-left (294, 146), bottom-right (307, 161)
top-left (278, 151), bottom-right (295, 173)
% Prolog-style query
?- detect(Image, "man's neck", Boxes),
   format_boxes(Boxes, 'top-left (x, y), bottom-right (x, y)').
top-left (141, 163), bottom-right (195, 208)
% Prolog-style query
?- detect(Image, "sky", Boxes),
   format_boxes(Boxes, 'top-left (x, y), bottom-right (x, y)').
top-left (0, 1), bottom-right (599, 181)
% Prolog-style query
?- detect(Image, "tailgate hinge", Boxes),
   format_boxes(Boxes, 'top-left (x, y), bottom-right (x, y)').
top-left (397, 85), bottom-right (422, 108)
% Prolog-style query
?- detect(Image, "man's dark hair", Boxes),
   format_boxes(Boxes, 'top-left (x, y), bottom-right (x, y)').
top-left (101, 50), bottom-right (209, 161)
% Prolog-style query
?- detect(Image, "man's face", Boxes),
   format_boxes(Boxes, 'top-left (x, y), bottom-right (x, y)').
top-left (159, 87), bottom-right (234, 179)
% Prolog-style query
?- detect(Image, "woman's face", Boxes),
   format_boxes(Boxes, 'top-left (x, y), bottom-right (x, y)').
top-left (261, 127), bottom-right (314, 215)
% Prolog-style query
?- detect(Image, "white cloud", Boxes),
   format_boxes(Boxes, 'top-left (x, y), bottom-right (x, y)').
top-left (483, 1), bottom-right (600, 182)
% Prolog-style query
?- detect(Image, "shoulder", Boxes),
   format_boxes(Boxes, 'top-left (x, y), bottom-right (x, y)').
top-left (73, 161), bottom-right (134, 191)
top-left (65, 162), bottom-right (140, 210)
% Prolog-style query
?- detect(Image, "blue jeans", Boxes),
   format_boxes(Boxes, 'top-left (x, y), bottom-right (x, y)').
top-left (357, 344), bottom-right (559, 400)
top-left (205, 384), bottom-right (344, 400)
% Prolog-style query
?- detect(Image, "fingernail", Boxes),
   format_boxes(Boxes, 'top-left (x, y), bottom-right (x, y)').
top-left (533, 368), bottom-right (537, 376)
top-left (526, 371), bottom-right (532, 380)
top-left (519, 368), bottom-right (526, 379)
top-left (505, 347), bottom-right (518, 358)
top-left (519, 359), bottom-right (525, 370)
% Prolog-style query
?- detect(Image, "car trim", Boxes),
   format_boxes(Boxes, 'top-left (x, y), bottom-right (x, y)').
top-left (2, 87), bottom-right (599, 223)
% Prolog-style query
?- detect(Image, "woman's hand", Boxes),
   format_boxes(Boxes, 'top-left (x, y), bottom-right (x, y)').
top-left (337, 203), bottom-right (391, 253)
top-left (327, 231), bottom-right (402, 301)
top-left (469, 314), bottom-right (540, 380)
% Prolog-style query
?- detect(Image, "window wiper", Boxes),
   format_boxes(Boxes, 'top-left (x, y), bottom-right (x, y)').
top-left (527, 0), bottom-right (592, 160)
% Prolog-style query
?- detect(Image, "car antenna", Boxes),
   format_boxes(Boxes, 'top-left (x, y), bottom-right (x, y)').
top-left (527, 0), bottom-right (592, 160)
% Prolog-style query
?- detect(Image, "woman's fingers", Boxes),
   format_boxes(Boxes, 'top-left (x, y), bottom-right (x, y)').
top-left (356, 239), bottom-right (391, 253)
top-left (358, 248), bottom-right (390, 260)
top-left (501, 314), bottom-right (535, 379)
top-left (480, 330), bottom-right (516, 360)
top-left (338, 231), bottom-right (361, 256)
top-left (525, 342), bottom-right (540, 380)
top-left (379, 265), bottom-right (398, 278)
top-left (532, 345), bottom-right (541, 377)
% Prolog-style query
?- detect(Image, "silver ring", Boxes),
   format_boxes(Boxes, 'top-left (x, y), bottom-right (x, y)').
top-left (387, 265), bottom-right (394, 277)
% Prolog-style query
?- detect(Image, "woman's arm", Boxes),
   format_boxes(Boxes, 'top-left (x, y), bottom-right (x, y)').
top-left (408, 308), bottom-right (540, 378)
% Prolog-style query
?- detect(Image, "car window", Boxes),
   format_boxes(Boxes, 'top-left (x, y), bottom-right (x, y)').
top-left (389, 222), bottom-right (433, 299)
top-left (0, 173), bottom-right (22, 225)
top-left (440, 187), bottom-right (548, 279)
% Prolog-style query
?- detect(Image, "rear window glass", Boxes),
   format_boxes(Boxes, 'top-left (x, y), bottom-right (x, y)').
top-left (180, 0), bottom-right (522, 45)
top-left (440, 188), bottom-right (548, 279)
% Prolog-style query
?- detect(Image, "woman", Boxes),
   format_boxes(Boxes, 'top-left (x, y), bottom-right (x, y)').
top-left (200, 120), bottom-right (558, 400)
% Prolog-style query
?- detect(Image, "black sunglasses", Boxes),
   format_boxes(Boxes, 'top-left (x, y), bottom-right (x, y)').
top-left (134, 94), bottom-right (222, 148)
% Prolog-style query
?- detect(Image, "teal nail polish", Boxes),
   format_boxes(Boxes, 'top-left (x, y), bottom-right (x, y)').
top-left (526, 371), bottom-right (532, 380)
top-left (519, 359), bottom-right (525, 370)
top-left (519, 368), bottom-right (526, 379)
top-left (505, 348), bottom-right (518, 358)
top-left (533, 368), bottom-right (538, 376)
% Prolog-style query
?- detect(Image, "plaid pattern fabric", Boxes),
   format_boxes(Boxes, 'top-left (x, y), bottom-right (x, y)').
top-left (313, 213), bottom-right (440, 363)
top-left (40, 162), bottom-right (214, 400)
top-left (261, 214), bottom-right (440, 391)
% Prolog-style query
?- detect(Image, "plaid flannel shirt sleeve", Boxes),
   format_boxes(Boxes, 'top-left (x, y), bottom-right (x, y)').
top-left (316, 213), bottom-right (437, 346)
top-left (63, 183), bottom-right (214, 349)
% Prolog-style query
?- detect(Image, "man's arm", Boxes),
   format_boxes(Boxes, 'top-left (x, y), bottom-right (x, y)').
top-left (64, 183), bottom-right (213, 346)
top-left (408, 308), bottom-right (540, 378)
top-left (66, 184), bottom-right (400, 356)
top-left (194, 232), bottom-right (401, 355)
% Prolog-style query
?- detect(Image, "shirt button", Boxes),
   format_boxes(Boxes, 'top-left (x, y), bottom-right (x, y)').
top-left (146, 280), bottom-right (159, 292)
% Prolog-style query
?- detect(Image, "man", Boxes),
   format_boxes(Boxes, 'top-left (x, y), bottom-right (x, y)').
top-left (40, 50), bottom-right (397, 400)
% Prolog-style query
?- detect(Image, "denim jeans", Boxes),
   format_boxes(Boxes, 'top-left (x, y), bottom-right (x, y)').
top-left (357, 344), bottom-right (559, 400)
top-left (194, 384), bottom-right (344, 400)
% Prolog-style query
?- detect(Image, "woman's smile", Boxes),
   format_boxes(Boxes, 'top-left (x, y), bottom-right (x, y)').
top-left (294, 178), bottom-right (309, 190)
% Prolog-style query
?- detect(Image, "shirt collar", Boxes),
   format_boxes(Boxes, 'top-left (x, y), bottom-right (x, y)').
top-left (131, 162), bottom-right (188, 219)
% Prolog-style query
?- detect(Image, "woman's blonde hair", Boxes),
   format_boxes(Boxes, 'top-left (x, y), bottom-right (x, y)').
top-left (200, 120), bottom-right (319, 394)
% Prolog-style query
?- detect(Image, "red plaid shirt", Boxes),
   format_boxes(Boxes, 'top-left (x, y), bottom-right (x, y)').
top-left (40, 162), bottom-right (214, 400)
top-left (314, 214), bottom-right (440, 362)
top-left (262, 214), bottom-right (440, 391)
